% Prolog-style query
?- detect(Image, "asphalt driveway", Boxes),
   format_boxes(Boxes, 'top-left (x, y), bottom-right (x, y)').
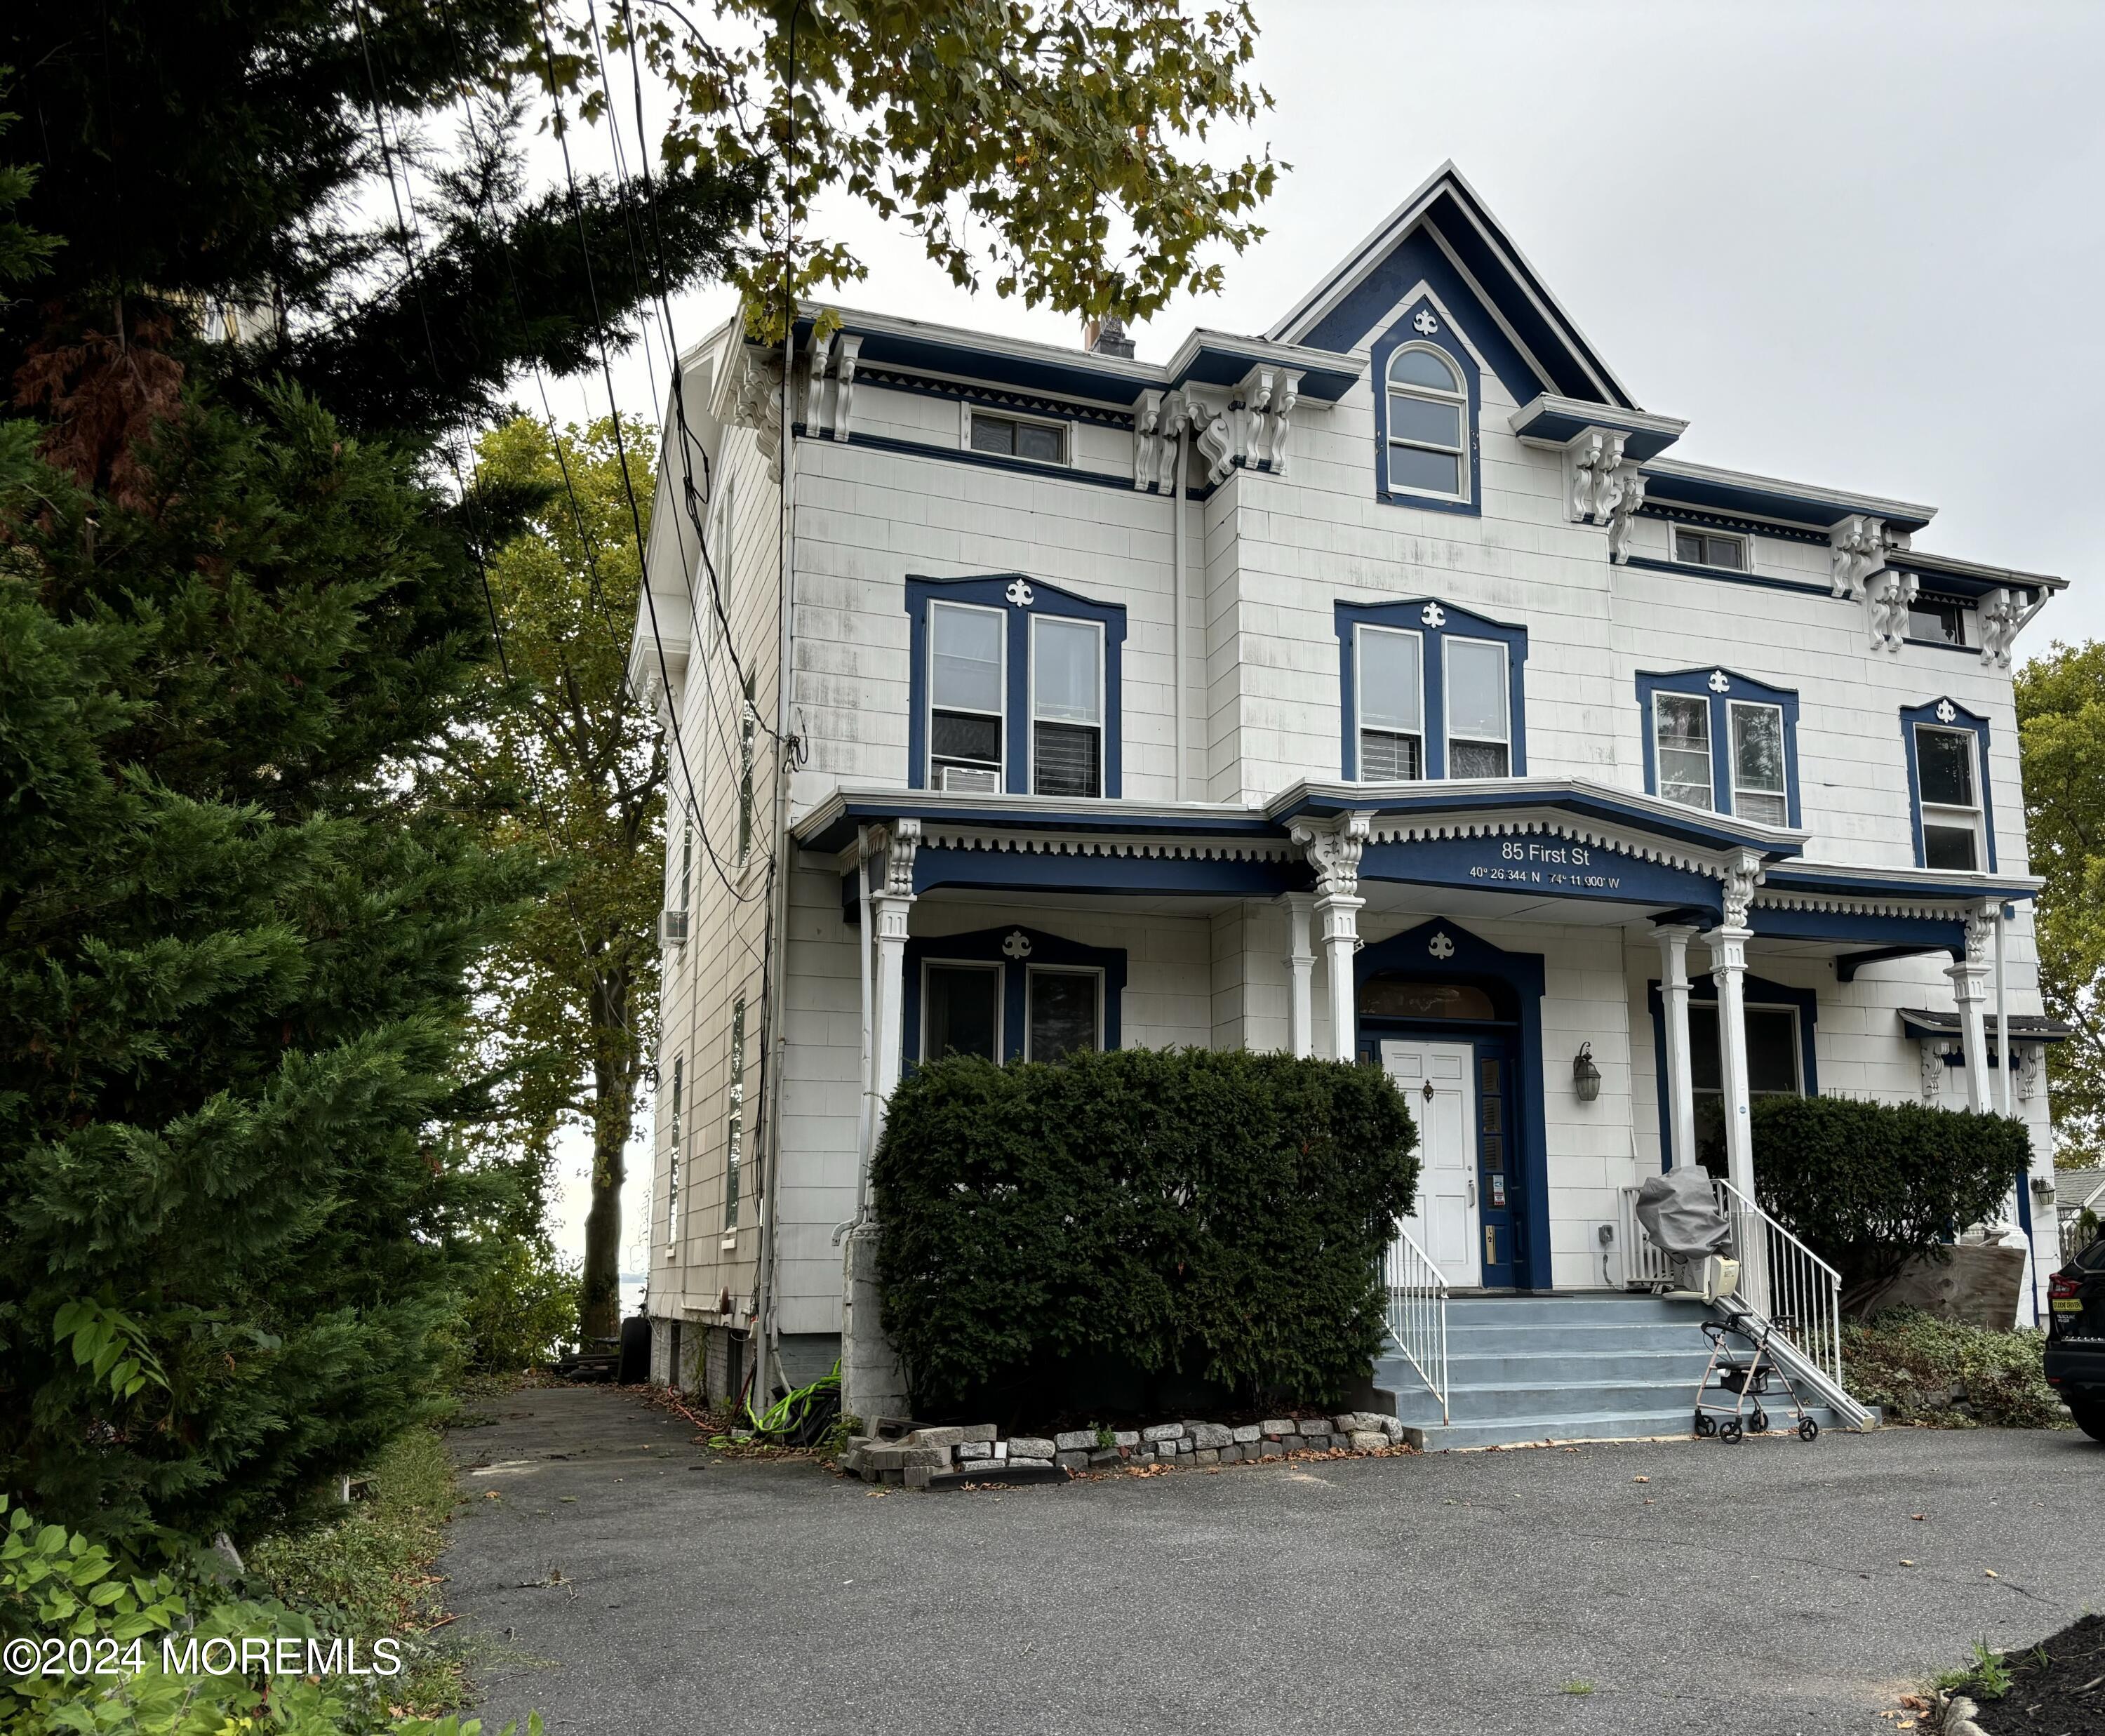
top-left (440, 1386), bottom-right (2097, 1735)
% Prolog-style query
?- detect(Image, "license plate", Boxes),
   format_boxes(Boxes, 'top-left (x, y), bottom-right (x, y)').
top-left (2053, 1297), bottom-right (2085, 1313)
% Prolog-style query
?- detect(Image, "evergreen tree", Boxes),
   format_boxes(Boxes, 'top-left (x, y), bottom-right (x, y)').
top-left (0, 3), bottom-right (750, 1540)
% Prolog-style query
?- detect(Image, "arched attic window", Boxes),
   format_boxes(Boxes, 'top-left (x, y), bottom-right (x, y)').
top-left (1385, 344), bottom-right (1470, 501)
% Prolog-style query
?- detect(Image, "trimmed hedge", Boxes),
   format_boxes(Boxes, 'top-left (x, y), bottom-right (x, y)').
top-left (872, 1047), bottom-right (1419, 1415)
top-left (1747, 1096), bottom-right (2035, 1304)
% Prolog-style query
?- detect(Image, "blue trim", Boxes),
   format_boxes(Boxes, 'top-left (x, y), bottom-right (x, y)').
top-left (1646, 973), bottom-right (1819, 1172)
top-left (1901, 697), bottom-right (1997, 873)
top-left (1508, 401), bottom-right (1679, 462)
top-left (1361, 833), bottom-right (1721, 916)
top-left (905, 575), bottom-right (1128, 799)
top-left (1748, 904), bottom-right (1968, 951)
top-left (902, 925), bottom-right (1127, 1067)
top-left (1640, 469), bottom-right (1932, 536)
top-left (1302, 227), bottom-right (1549, 407)
top-left (912, 846), bottom-right (1298, 900)
top-left (1335, 599), bottom-right (1528, 780)
top-left (1634, 667), bottom-right (1802, 828)
top-left (1370, 300), bottom-right (1482, 518)
top-left (1356, 919), bottom-right (1551, 1290)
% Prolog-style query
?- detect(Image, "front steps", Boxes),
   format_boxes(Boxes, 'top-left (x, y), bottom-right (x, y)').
top-left (1373, 1293), bottom-right (1860, 1450)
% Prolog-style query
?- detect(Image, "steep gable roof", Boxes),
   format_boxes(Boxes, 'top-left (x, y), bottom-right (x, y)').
top-left (1270, 162), bottom-right (1638, 412)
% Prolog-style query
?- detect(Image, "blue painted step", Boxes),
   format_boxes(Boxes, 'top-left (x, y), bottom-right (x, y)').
top-left (1373, 1292), bottom-right (1864, 1450)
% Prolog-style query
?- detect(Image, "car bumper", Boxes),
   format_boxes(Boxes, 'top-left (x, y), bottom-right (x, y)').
top-left (2043, 1337), bottom-right (2105, 1398)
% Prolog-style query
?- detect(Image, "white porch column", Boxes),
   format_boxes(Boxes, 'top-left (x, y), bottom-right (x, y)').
top-left (1290, 813), bottom-right (1370, 1064)
top-left (1281, 892), bottom-right (1316, 1059)
top-left (1655, 923), bottom-right (1700, 1171)
top-left (869, 820), bottom-right (920, 1142)
top-left (1699, 853), bottom-right (1764, 1205)
top-left (1947, 902), bottom-right (1993, 1112)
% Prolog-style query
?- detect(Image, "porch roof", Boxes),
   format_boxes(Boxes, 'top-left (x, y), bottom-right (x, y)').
top-left (1897, 1008), bottom-right (2072, 1043)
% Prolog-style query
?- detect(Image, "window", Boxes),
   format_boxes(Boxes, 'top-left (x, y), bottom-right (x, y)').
top-left (1384, 345), bottom-right (1469, 500)
top-left (929, 601), bottom-right (1005, 792)
top-left (1030, 616), bottom-right (1102, 798)
top-left (1027, 968), bottom-right (1100, 1062)
top-left (679, 821), bottom-right (692, 914)
top-left (1356, 624), bottom-right (1424, 780)
top-left (1361, 978), bottom-right (1497, 1020)
top-left (1637, 669), bottom-right (1799, 827)
top-left (1908, 596), bottom-right (1970, 646)
top-left (909, 577), bottom-right (1128, 798)
top-left (666, 1054), bottom-right (683, 1248)
top-left (1445, 638), bottom-right (1510, 778)
top-left (1915, 725), bottom-right (1984, 871)
top-left (924, 963), bottom-right (1000, 1061)
top-left (1673, 527), bottom-right (1746, 570)
top-left (1655, 694), bottom-right (1713, 811)
top-left (1728, 702), bottom-right (1787, 827)
top-left (970, 411), bottom-right (1065, 465)
top-left (737, 674), bottom-right (756, 861)
top-left (725, 998), bottom-right (745, 1231)
top-left (1690, 1003), bottom-right (1801, 1172)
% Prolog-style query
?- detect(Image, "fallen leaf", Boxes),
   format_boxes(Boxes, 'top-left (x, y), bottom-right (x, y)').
top-left (1633, 1476), bottom-right (1650, 1483)
top-left (1984, 1568), bottom-right (1998, 1578)
top-left (1899, 1558), bottom-right (1916, 1567)
top-left (1909, 1513), bottom-right (1925, 1521)
top-left (1897, 1720), bottom-right (1917, 1730)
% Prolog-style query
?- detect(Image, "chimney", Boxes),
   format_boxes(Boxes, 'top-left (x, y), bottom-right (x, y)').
top-left (1084, 314), bottom-right (1136, 359)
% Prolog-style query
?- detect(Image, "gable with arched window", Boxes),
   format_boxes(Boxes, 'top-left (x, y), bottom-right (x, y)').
top-left (1371, 295), bottom-right (1481, 516)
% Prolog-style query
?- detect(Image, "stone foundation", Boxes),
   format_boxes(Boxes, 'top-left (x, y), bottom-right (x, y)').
top-left (839, 1412), bottom-right (1405, 1489)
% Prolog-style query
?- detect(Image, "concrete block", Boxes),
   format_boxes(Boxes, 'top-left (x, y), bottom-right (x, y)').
top-left (958, 1441), bottom-right (992, 1460)
top-left (1194, 1448), bottom-right (1219, 1464)
top-left (1008, 1436), bottom-right (1056, 1460)
top-left (903, 1465), bottom-right (933, 1490)
top-left (1054, 1430), bottom-right (1097, 1452)
top-left (1111, 1431), bottom-right (1140, 1448)
top-left (1055, 1450), bottom-right (1089, 1470)
top-left (1005, 1457), bottom-right (1053, 1471)
top-left (1349, 1431), bottom-right (1389, 1453)
top-left (1259, 1419), bottom-right (1295, 1436)
top-left (1189, 1422), bottom-right (1233, 1450)
top-left (957, 1423), bottom-right (998, 1443)
top-left (1142, 1423), bottom-right (1184, 1443)
top-left (1231, 1424), bottom-right (1263, 1444)
top-left (1088, 1448), bottom-right (1123, 1465)
top-left (864, 1445), bottom-right (905, 1471)
top-left (903, 1425), bottom-right (964, 1450)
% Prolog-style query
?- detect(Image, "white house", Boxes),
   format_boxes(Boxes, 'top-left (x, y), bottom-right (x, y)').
top-left (632, 164), bottom-right (2068, 1440)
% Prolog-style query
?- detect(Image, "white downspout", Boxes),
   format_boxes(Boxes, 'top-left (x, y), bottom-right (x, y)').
top-left (1171, 413), bottom-right (1190, 803)
top-left (854, 827), bottom-right (875, 1218)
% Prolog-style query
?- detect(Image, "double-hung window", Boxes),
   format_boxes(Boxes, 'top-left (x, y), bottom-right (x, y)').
top-left (1356, 624), bottom-right (1424, 780)
top-left (1690, 1001), bottom-right (1802, 1172)
top-left (1027, 968), bottom-right (1100, 1062)
top-left (1728, 702), bottom-right (1788, 827)
top-left (1640, 671), bottom-right (1798, 828)
top-left (725, 998), bottom-right (745, 1231)
top-left (1914, 724), bottom-right (1984, 870)
top-left (1655, 695), bottom-right (1713, 810)
top-left (911, 929), bottom-right (1125, 1069)
top-left (929, 601), bottom-right (1005, 793)
top-left (665, 1055), bottom-right (683, 1248)
top-left (1384, 345), bottom-right (1469, 502)
top-left (1030, 616), bottom-right (1103, 798)
top-left (1445, 638), bottom-right (1511, 778)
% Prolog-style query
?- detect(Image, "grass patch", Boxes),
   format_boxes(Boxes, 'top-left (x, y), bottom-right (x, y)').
top-left (1934, 1638), bottom-right (2014, 1702)
top-left (1559, 1680), bottom-right (1595, 1696)
top-left (1842, 1308), bottom-right (2067, 1429)
top-left (246, 1424), bottom-right (468, 1715)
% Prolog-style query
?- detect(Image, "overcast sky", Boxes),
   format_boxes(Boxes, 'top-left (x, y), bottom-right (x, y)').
top-left (549, 0), bottom-right (2105, 1271)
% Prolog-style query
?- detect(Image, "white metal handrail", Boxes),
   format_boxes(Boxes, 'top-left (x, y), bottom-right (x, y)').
top-left (1383, 1224), bottom-right (1450, 1424)
top-left (1619, 1175), bottom-right (1871, 1429)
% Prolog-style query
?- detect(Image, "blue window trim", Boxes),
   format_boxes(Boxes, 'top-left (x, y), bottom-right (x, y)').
top-left (901, 925), bottom-right (1127, 1067)
top-left (1335, 599), bottom-right (1528, 780)
top-left (1370, 297), bottom-right (1482, 519)
top-left (1645, 973), bottom-right (1819, 1172)
top-left (1634, 667), bottom-right (1802, 829)
top-left (905, 574), bottom-right (1128, 798)
top-left (1901, 697), bottom-right (1996, 873)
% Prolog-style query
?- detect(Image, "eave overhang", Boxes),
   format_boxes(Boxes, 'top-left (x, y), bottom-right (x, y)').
top-left (1639, 455), bottom-right (1937, 536)
top-left (1509, 394), bottom-right (1689, 462)
top-left (1897, 1008), bottom-right (2070, 1043)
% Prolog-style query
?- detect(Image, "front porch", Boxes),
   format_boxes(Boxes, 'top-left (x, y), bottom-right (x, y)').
top-left (791, 779), bottom-right (2052, 1431)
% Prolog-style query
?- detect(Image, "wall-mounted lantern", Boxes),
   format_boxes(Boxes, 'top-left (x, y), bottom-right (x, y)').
top-left (1572, 1042), bottom-right (1601, 1104)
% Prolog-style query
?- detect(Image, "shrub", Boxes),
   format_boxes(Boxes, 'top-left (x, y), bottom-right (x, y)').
top-left (454, 1237), bottom-right (580, 1374)
top-left (872, 1046), bottom-right (1419, 1416)
top-left (1747, 1097), bottom-right (2033, 1305)
top-left (1843, 1309), bottom-right (2066, 1429)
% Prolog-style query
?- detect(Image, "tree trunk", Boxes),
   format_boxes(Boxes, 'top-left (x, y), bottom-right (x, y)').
top-left (578, 972), bottom-right (638, 1342)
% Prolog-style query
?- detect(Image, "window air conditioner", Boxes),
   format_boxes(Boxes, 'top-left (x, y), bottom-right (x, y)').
top-left (939, 765), bottom-right (1002, 794)
top-left (660, 909), bottom-right (689, 945)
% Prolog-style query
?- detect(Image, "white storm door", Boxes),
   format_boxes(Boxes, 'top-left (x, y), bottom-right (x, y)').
top-left (1382, 1038), bottom-right (1481, 1287)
